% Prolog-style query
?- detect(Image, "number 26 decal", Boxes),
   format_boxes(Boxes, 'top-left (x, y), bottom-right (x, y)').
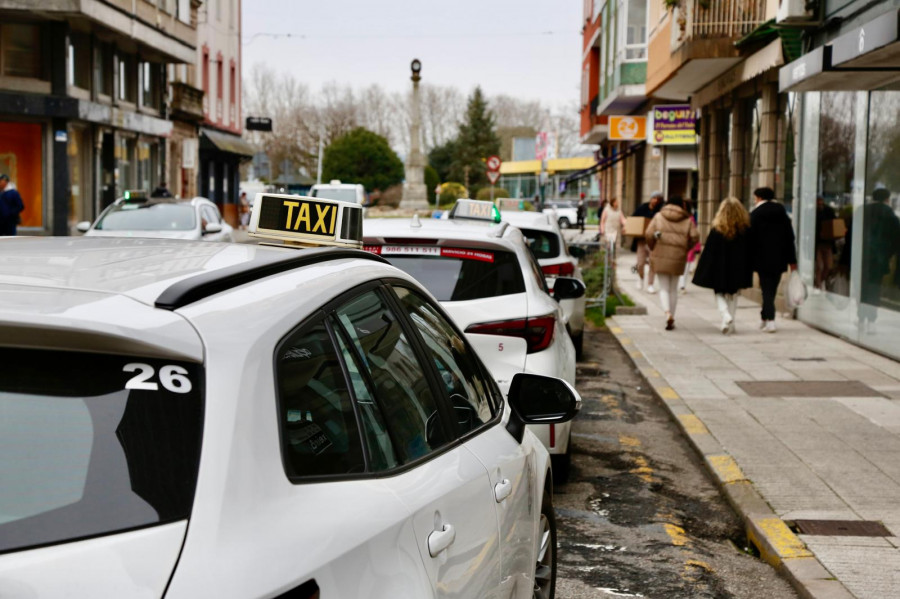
top-left (123, 363), bottom-right (193, 394)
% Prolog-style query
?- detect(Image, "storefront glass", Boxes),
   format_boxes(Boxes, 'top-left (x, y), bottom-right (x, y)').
top-left (67, 126), bottom-right (92, 232)
top-left (117, 136), bottom-right (136, 196)
top-left (0, 122), bottom-right (43, 229)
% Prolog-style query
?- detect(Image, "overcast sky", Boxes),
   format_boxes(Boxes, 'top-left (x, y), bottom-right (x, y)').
top-left (241, 0), bottom-right (582, 108)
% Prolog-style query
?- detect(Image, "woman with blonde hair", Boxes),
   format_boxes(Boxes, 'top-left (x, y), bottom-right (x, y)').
top-left (692, 197), bottom-right (753, 334)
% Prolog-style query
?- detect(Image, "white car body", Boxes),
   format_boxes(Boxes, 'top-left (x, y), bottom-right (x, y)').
top-left (363, 217), bottom-right (581, 466)
top-left (310, 179), bottom-right (368, 205)
top-left (0, 233), bottom-right (575, 598)
top-left (542, 202), bottom-right (578, 230)
top-left (500, 211), bottom-right (586, 356)
top-left (79, 196), bottom-right (235, 242)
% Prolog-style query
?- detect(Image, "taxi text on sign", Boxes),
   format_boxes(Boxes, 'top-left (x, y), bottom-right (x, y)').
top-left (258, 197), bottom-right (339, 237)
top-left (608, 116), bottom-right (647, 141)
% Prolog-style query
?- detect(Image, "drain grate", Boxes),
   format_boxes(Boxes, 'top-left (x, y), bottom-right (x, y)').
top-left (793, 519), bottom-right (892, 537)
top-left (736, 380), bottom-right (884, 397)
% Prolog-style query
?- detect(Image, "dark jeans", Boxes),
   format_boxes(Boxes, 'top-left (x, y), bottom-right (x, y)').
top-left (758, 272), bottom-right (781, 321)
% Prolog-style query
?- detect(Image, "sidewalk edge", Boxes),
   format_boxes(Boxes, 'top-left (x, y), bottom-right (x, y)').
top-left (606, 318), bottom-right (856, 599)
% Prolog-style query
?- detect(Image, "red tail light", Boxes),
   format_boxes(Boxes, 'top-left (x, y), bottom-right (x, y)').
top-left (541, 262), bottom-right (575, 277)
top-left (465, 314), bottom-right (556, 354)
top-left (549, 423), bottom-right (556, 448)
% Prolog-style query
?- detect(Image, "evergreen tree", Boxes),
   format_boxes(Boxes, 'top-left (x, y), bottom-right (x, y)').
top-left (322, 127), bottom-right (404, 193)
top-left (428, 139), bottom-right (457, 183)
top-left (450, 87), bottom-right (500, 197)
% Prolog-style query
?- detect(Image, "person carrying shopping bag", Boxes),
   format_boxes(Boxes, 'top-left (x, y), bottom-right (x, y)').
top-left (645, 196), bottom-right (699, 331)
top-left (692, 197), bottom-right (753, 334)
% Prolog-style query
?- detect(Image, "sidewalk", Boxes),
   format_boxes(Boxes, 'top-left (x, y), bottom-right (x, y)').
top-left (608, 251), bottom-right (900, 599)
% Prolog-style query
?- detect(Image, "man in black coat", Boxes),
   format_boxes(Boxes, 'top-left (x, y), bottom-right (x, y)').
top-left (749, 187), bottom-right (796, 332)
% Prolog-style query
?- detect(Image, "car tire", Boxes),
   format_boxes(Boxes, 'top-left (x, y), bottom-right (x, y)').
top-left (558, 217), bottom-right (570, 229)
top-left (533, 491), bottom-right (558, 599)
top-left (572, 331), bottom-right (583, 361)
top-left (550, 450), bottom-right (571, 485)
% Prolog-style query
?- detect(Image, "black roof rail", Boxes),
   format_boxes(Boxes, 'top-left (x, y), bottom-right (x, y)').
top-left (155, 247), bottom-right (388, 311)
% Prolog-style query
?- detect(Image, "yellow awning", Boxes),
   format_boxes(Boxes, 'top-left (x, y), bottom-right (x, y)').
top-left (499, 156), bottom-right (596, 176)
top-left (500, 160), bottom-right (541, 175)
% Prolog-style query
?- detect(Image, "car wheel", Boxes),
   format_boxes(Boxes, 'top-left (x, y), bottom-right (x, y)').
top-left (551, 451), bottom-right (571, 485)
top-left (572, 331), bottom-right (583, 361)
top-left (558, 217), bottom-right (570, 229)
top-left (533, 492), bottom-right (557, 599)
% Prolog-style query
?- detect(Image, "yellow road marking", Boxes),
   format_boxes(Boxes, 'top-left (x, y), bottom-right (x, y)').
top-left (686, 559), bottom-right (712, 572)
top-left (646, 369), bottom-right (661, 378)
top-left (620, 337), bottom-right (633, 346)
top-left (601, 395), bottom-right (625, 418)
top-left (678, 414), bottom-right (710, 435)
top-left (658, 386), bottom-right (680, 400)
top-left (630, 455), bottom-right (655, 483)
top-left (664, 523), bottom-right (689, 547)
top-left (707, 454), bottom-right (746, 484)
top-left (610, 326), bottom-right (623, 334)
top-left (618, 434), bottom-right (641, 448)
top-left (755, 518), bottom-right (813, 559)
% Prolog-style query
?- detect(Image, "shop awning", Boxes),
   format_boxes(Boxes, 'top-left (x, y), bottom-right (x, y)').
top-left (693, 38), bottom-right (784, 108)
top-left (200, 128), bottom-right (256, 158)
top-left (563, 141), bottom-right (646, 184)
top-left (779, 7), bottom-right (900, 92)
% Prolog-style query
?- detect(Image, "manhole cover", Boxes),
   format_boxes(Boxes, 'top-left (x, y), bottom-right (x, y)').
top-left (735, 381), bottom-right (884, 397)
top-left (793, 520), bottom-right (892, 536)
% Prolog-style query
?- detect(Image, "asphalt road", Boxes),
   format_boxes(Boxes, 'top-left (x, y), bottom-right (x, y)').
top-left (554, 325), bottom-right (798, 599)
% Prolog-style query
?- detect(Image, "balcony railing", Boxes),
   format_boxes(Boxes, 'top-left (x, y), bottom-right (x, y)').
top-left (170, 81), bottom-right (204, 122)
top-left (676, 0), bottom-right (767, 43)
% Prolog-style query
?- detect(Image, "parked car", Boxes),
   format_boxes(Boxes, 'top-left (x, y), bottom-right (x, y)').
top-left (364, 199), bottom-right (585, 480)
top-left (310, 179), bottom-right (369, 206)
top-left (501, 210), bottom-right (587, 358)
top-left (76, 192), bottom-right (234, 242)
top-left (542, 200), bottom-right (579, 229)
top-left (0, 194), bottom-right (579, 599)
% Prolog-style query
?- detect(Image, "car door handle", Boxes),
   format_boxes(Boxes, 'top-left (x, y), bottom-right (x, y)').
top-left (494, 478), bottom-right (512, 503)
top-left (428, 524), bottom-right (456, 557)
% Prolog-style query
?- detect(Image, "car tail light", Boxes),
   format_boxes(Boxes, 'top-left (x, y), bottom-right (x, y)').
top-left (549, 423), bottom-right (556, 448)
top-left (465, 314), bottom-right (556, 354)
top-left (542, 262), bottom-right (575, 277)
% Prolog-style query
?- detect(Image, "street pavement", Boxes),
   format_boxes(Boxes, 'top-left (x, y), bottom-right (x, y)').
top-left (608, 250), bottom-right (900, 599)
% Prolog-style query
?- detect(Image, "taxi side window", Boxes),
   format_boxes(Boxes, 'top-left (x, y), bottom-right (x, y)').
top-left (392, 286), bottom-right (495, 437)
top-left (276, 318), bottom-right (366, 479)
top-left (201, 206), bottom-right (219, 225)
top-left (333, 290), bottom-right (449, 463)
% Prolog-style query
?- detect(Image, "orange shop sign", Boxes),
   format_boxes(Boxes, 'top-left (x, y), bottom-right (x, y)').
top-left (608, 116), bottom-right (646, 141)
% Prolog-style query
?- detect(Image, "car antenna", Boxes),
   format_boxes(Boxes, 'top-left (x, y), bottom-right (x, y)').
top-left (410, 214), bottom-right (422, 228)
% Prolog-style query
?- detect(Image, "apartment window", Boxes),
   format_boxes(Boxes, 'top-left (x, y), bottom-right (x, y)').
top-left (621, 0), bottom-right (647, 61)
top-left (216, 58), bottom-right (223, 122)
top-left (1, 24), bottom-right (43, 79)
top-left (118, 53), bottom-right (137, 103)
top-left (140, 61), bottom-right (160, 110)
top-left (177, 0), bottom-right (191, 24)
top-left (94, 43), bottom-right (114, 97)
top-left (216, 0), bottom-right (221, 21)
top-left (201, 48), bottom-right (209, 115)
top-left (229, 64), bottom-right (235, 125)
top-left (68, 32), bottom-right (91, 90)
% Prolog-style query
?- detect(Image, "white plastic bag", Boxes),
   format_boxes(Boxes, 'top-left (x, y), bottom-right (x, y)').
top-left (785, 270), bottom-right (808, 310)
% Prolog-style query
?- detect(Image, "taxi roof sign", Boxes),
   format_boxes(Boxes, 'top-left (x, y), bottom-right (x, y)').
top-left (249, 193), bottom-right (363, 248)
top-left (123, 190), bottom-right (148, 201)
top-left (448, 199), bottom-right (501, 223)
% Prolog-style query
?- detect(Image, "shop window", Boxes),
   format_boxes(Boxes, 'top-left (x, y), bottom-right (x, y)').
top-left (140, 61), bottom-right (160, 110)
top-left (94, 43), bottom-right (114, 98)
top-left (68, 127), bottom-right (91, 232)
top-left (0, 122), bottom-right (44, 229)
top-left (118, 53), bottom-right (137, 104)
top-left (118, 136), bottom-right (137, 194)
top-left (67, 32), bottom-right (90, 91)
top-left (1, 24), bottom-right (43, 79)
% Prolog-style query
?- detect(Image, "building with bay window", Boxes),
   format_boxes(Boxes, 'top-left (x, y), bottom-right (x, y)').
top-left (0, 0), bottom-right (199, 235)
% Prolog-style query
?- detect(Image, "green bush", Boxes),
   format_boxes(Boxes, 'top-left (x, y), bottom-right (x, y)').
top-left (425, 165), bottom-right (440, 206)
top-left (439, 182), bottom-right (468, 206)
top-left (475, 187), bottom-right (510, 201)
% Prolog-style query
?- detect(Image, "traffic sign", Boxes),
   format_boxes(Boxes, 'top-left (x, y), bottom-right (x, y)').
top-left (486, 155), bottom-right (502, 172)
top-left (487, 170), bottom-right (501, 184)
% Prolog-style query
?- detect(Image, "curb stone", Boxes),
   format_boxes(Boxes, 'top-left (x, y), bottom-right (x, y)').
top-left (606, 318), bottom-right (856, 599)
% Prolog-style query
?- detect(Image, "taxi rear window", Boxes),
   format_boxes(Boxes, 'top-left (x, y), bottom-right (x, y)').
top-left (310, 188), bottom-right (358, 203)
top-left (0, 348), bottom-right (203, 554)
top-left (96, 202), bottom-right (196, 231)
top-left (371, 246), bottom-right (525, 301)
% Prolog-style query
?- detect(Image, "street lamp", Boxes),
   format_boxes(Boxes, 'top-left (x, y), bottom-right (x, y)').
top-left (410, 58), bottom-right (422, 82)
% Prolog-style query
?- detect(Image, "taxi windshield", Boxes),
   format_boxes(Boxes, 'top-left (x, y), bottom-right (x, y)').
top-left (383, 250), bottom-right (525, 301)
top-left (0, 348), bottom-right (203, 554)
top-left (311, 188), bottom-right (358, 203)
top-left (95, 202), bottom-right (196, 231)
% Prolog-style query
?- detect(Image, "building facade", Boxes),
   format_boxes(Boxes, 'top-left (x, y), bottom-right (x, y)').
top-left (0, 0), bottom-right (199, 235)
top-left (779, 0), bottom-right (900, 359)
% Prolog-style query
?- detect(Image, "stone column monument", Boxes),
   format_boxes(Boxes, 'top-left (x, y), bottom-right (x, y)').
top-left (400, 59), bottom-right (429, 210)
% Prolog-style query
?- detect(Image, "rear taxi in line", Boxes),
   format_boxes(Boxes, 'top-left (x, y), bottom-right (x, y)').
top-left (0, 193), bottom-right (579, 599)
top-left (363, 200), bottom-right (585, 481)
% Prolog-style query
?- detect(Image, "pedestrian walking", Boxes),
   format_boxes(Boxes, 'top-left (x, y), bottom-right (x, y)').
top-left (645, 195), bottom-right (699, 331)
top-left (749, 187), bottom-right (797, 333)
top-left (631, 191), bottom-right (663, 293)
top-left (0, 174), bottom-right (24, 236)
top-left (239, 191), bottom-right (250, 230)
top-left (576, 194), bottom-right (586, 233)
top-left (600, 197), bottom-right (625, 254)
top-left (678, 199), bottom-right (702, 292)
top-left (692, 197), bottom-right (753, 334)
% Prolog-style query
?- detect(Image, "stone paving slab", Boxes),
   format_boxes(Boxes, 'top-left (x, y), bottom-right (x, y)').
top-left (606, 252), bottom-right (900, 599)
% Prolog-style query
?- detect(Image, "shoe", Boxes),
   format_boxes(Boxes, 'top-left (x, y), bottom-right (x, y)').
top-left (759, 320), bottom-right (768, 330)
top-left (764, 321), bottom-right (777, 333)
top-left (721, 317), bottom-right (733, 334)
top-left (647, 285), bottom-right (656, 294)
top-left (666, 318), bottom-right (675, 331)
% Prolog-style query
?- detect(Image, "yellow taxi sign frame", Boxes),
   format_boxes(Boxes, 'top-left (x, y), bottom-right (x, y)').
top-left (249, 193), bottom-right (363, 248)
top-left (448, 199), bottom-right (501, 223)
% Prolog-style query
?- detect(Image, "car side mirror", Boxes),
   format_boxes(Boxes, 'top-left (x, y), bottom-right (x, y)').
top-left (552, 277), bottom-right (585, 300)
top-left (569, 246), bottom-right (586, 259)
top-left (506, 372), bottom-right (581, 443)
top-left (203, 223), bottom-right (223, 235)
top-left (76, 221), bottom-right (91, 233)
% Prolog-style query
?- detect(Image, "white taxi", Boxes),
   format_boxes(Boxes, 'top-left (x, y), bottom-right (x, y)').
top-left (363, 200), bottom-right (585, 481)
top-left (500, 210), bottom-right (587, 358)
top-left (76, 191), bottom-right (235, 242)
top-left (0, 194), bottom-right (579, 599)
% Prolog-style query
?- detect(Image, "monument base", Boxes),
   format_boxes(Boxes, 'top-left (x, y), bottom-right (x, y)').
top-left (400, 183), bottom-right (430, 211)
